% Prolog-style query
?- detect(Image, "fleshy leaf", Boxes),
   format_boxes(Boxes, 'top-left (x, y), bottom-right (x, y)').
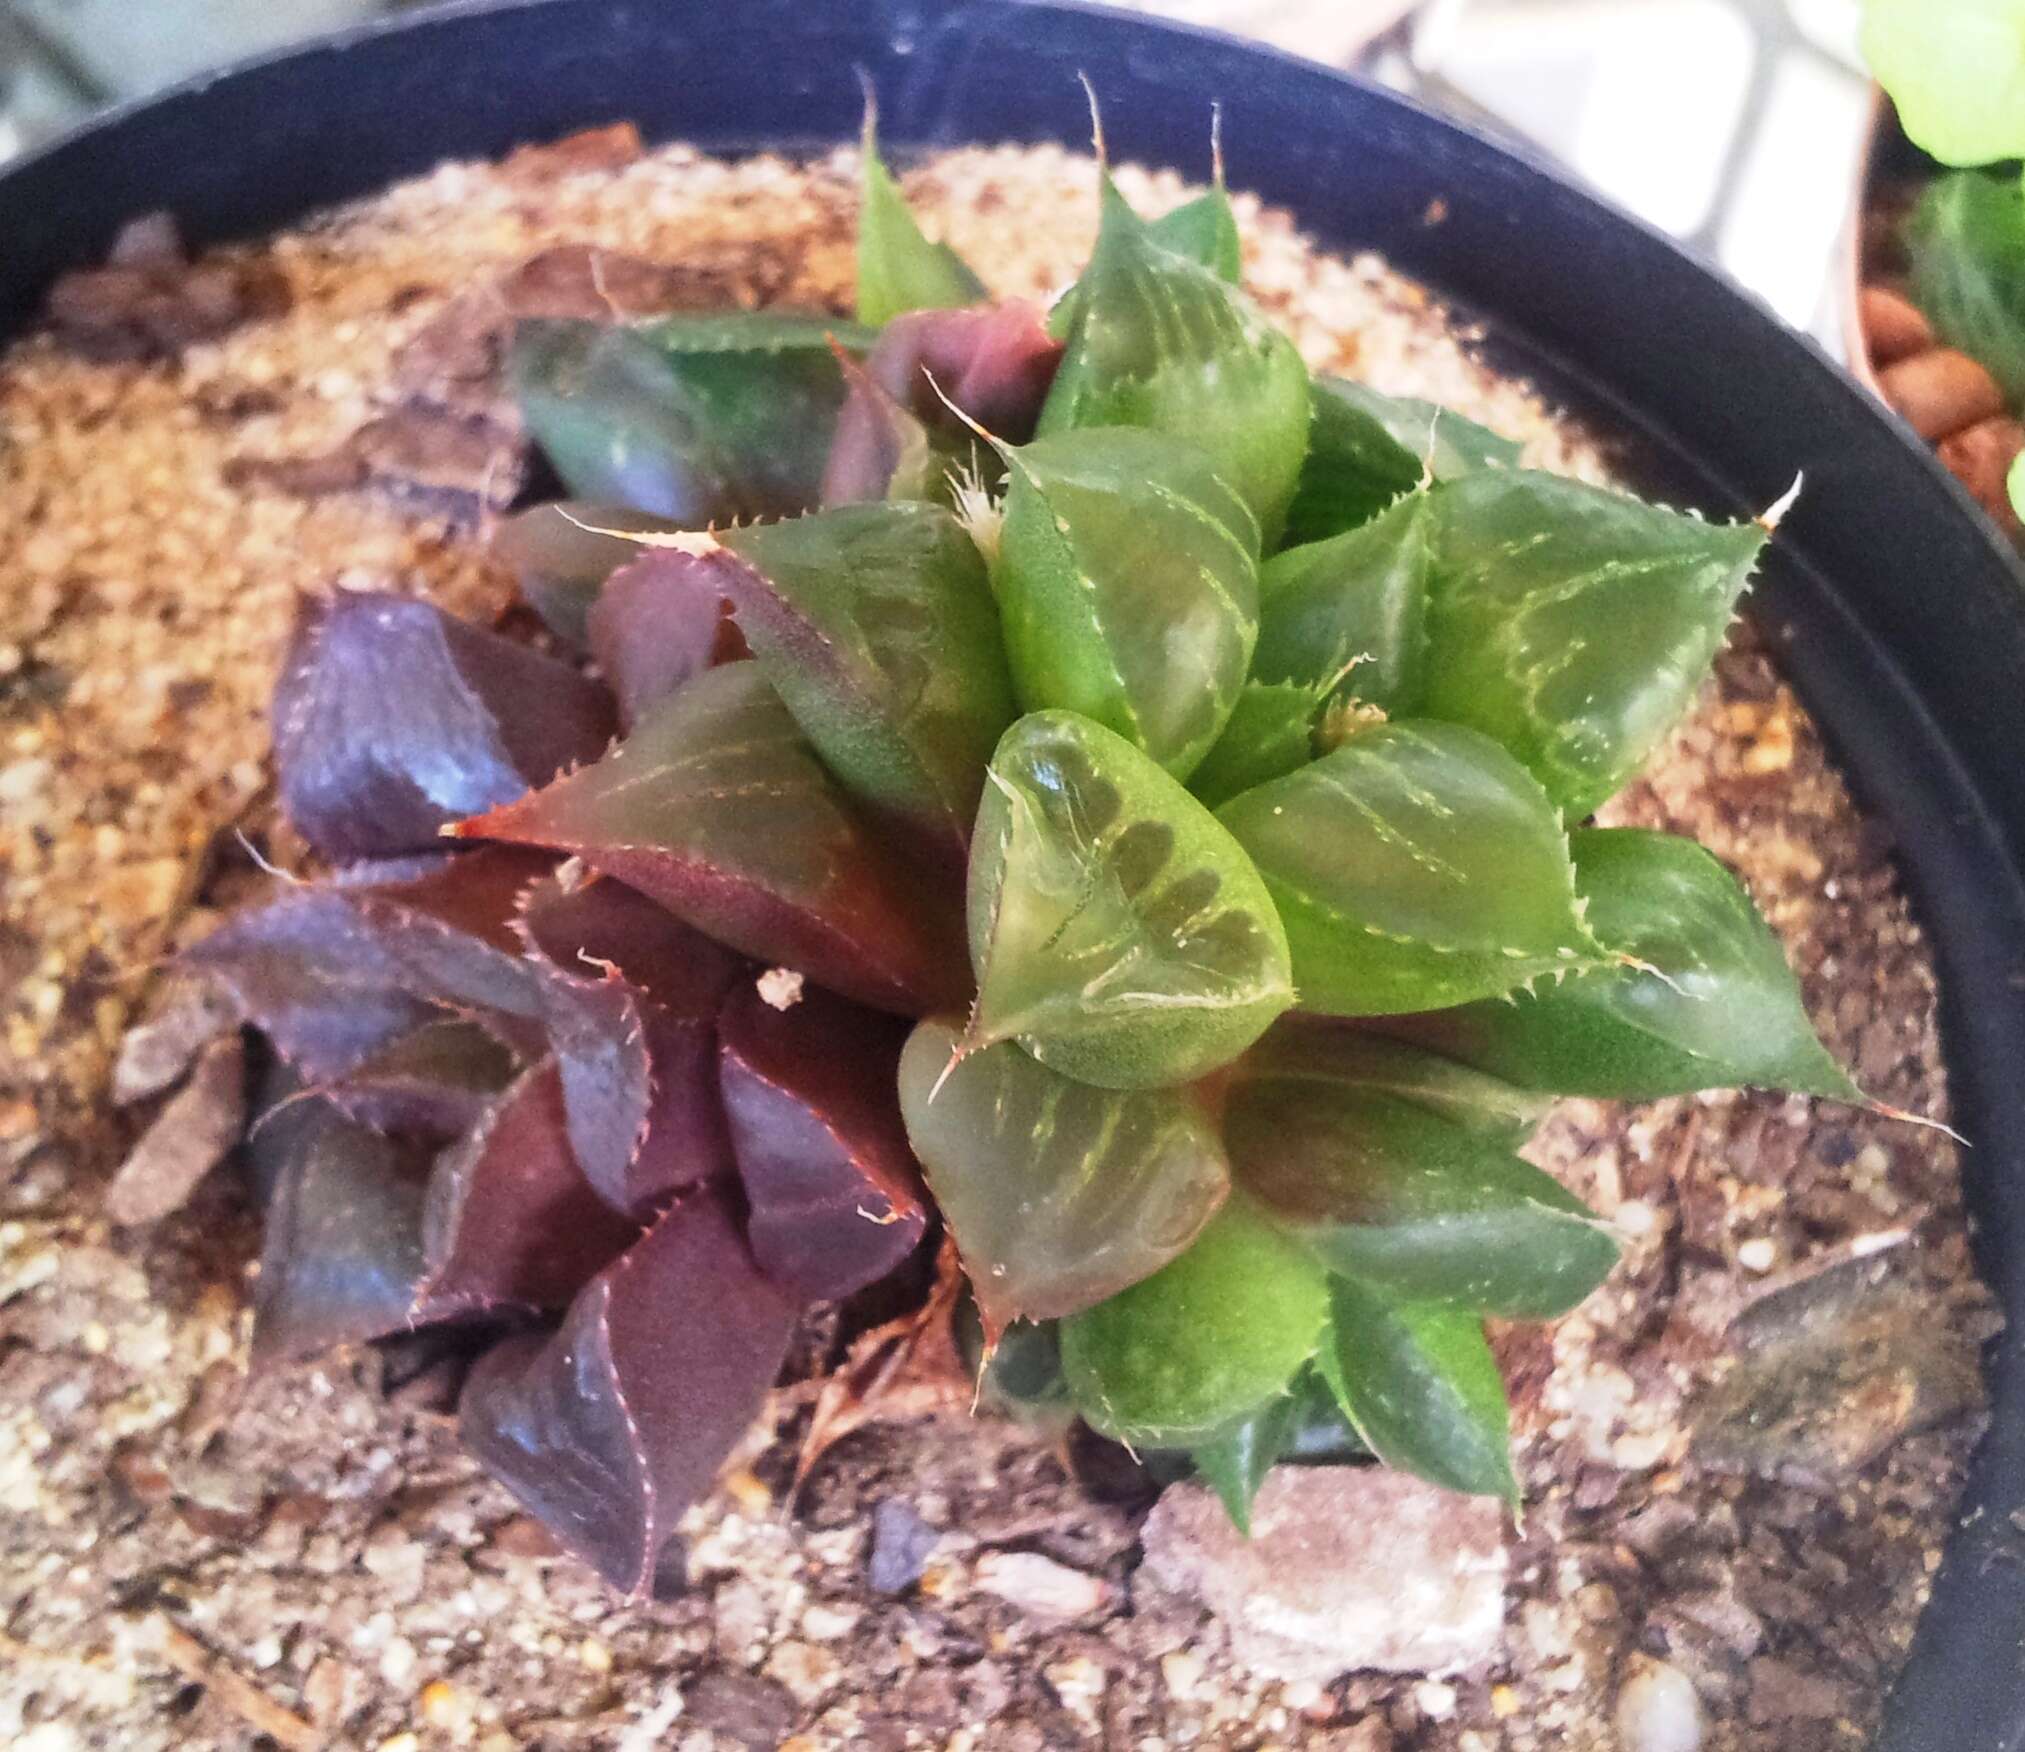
top-left (1392, 827), bottom-right (1858, 1099)
top-left (511, 314), bottom-right (867, 523)
top-left (1039, 172), bottom-right (1310, 541)
top-left (1217, 720), bottom-right (1602, 1015)
top-left (867, 301), bottom-right (1063, 444)
top-left (415, 1060), bottom-right (642, 1315)
top-left (1863, 0), bottom-right (2025, 167)
top-left (519, 874), bottom-right (745, 1214)
top-left (1060, 1195), bottom-right (1329, 1448)
top-left (324, 1019), bottom-right (518, 1141)
top-left (1240, 1023), bottom-right (1552, 1148)
top-left (1047, 174), bottom-right (1242, 340)
top-left (991, 425), bottom-right (1262, 779)
top-left (1318, 1276), bottom-right (1518, 1503)
top-left (188, 849), bottom-right (553, 1080)
top-left (1226, 1064), bottom-right (1619, 1319)
top-left (1253, 488), bottom-right (1436, 715)
top-left (718, 983), bottom-right (927, 1301)
top-left (1284, 375), bottom-right (1518, 546)
top-left (966, 711), bottom-right (1294, 1087)
top-left (822, 350), bottom-right (941, 506)
top-left (856, 101), bottom-right (988, 326)
top-left (271, 589), bottom-right (616, 861)
top-left (1905, 171), bottom-right (2025, 405)
top-left (713, 503), bottom-right (1018, 856)
top-left (1185, 1367), bottom-right (1364, 1534)
top-left (586, 549), bottom-right (747, 732)
top-left (492, 501), bottom-right (687, 650)
top-left (458, 1187), bottom-right (799, 1596)
top-left (898, 1018), bottom-right (1229, 1337)
top-left (1418, 471), bottom-right (1766, 820)
top-left (1185, 679), bottom-right (1336, 811)
top-left (456, 663), bottom-right (969, 1016)
top-left (246, 1094), bottom-right (429, 1367)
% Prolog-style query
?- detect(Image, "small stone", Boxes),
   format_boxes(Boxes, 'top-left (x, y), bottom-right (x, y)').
top-left (378, 1636), bottom-right (418, 1688)
top-left (765, 1639), bottom-right (841, 1705)
top-left (1414, 1680), bottom-right (1457, 1720)
top-left (973, 1550), bottom-right (1111, 1622)
top-left (419, 1679), bottom-right (469, 1731)
top-left (1747, 1657), bottom-right (1850, 1724)
top-left (378, 1736), bottom-right (421, 1752)
top-left (867, 1498), bottom-right (940, 1594)
top-left (302, 1657), bottom-right (351, 1724)
top-left (1736, 1237), bottom-right (1777, 1273)
top-left (1045, 1654), bottom-right (1106, 1717)
top-left (1161, 1650), bottom-right (1203, 1700)
top-left (578, 1637), bottom-right (613, 1674)
top-left (1616, 1656), bottom-right (1705, 1752)
top-left (103, 1033), bottom-right (246, 1226)
top-left (756, 967), bottom-right (805, 1010)
top-left (112, 980), bottom-right (237, 1105)
top-left (1140, 1469), bottom-right (1507, 1683)
top-left (799, 1602), bottom-right (861, 1641)
top-left (682, 1670), bottom-right (798, 1749)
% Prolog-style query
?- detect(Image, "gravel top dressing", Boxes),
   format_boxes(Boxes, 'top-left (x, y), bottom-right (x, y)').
top-left (0, 127), bottom-right (1997, 1751)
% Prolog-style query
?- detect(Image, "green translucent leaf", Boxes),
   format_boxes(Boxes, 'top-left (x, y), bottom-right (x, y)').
top-left (992, 426), bottom-right (1262, 780)
top-left (457, 663), bottom-right (968, 1016)
top-left (1254, 488), bottom-right (1436, 715)
top-left (491, 501), bottom-right (683, 649)
top-left (1863, 0), bottom-right (2025, 167)
top-left (899, 1019), bottom-right (1229, 1337)
top-left (857, 102), bottom-right (988, 326)
top-left (1151, 186), bottom-right (1244, 284)
top-left (1187, 1366), bottom-right (1365, 1533)
top-left (1061, 1196), bottom-right (1330, 1448)
top-left (961, 1311), bottom-right (1073, 1414)
top-left (1418, 471), bottom-right (1766, 820)
top-left (1394, 827), bottom-right (1858, 1100)
top-left (1186, 678), bottom-right (1333, 811)
top-left (1240, 1024), bottom-right (1551, 1148)
top-left (1319, 1277), bottom-right (1517, 1502)
top-left (1039, 174), bottom-right (1310, 541)
top-left (1217, 721), bottom-right (1601, 1015)
top-left (1187, 1393), bottom-right (1296, 1534)
top-left (511, 316), bottom-right (864, 523)
top-left (1227, 1073), bottom-right (1619, 1319)
top-left (708, 503), bottom-right (1015, 858)
top-left (1284, 375), bottom-right (1519, 547)
top-left (1905, 171), bottom-right (2025, 404)
top-left (967, 711), bottom-right (1294, 1087)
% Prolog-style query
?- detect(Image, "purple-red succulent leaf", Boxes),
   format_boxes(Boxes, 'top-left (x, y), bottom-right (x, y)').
top-left (322, 1018), bottom-right (519, 1141)
top-left (271, 588), bottom-right (616, 860)
top-left (415, 1060), bottom-right (642, 1316)
top-left (247, 1094), bottom-right (431, 1368)
top-left (187, 850), bottom-right (555, 1081)
top-left (517, 873), bottom-right (745, 1212)
top-left (454, 663), bottom-right (970, 1016)
top-left (492, 500), bottom-right (689, 649)
top-left (867, 300), bottom-right (1064, 444)
top-left (586, 549), bottom-right (748, 731)
top-left (821, 351), bottom-right (940, 506)
top-left (718, 982), bottom-right (927, 1301)
top-left (457, 1186), bottom-right (799, 1595)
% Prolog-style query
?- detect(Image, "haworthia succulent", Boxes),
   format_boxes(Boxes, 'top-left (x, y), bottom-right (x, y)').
top-left (856, 98), bottom-right (988, 326)
top-left (714, 502), bottom-right (1018, 859)
top-left (1039, 172), bottom-right (1310, 542)
top-left (898, 1019), bottom-right (1230, 1338)
top-left (1318, 1276), bottom-right (1518, 1503)
top-left (966, 711), bottom-right (1294, 1088)
top-left (1284, 374), bottom-right (1519, 547)
top-left (990, 425), bottom-right (1262, 780)
top-left (1416, 471), bottom-right (1767, 820)
top-left (454, 663), bottom-right (969, 1017)
top-left (1226, 1071), bottom-right (1619, 1318)
top-left (1392, 827), bottom-right (1858, 1099)
top-left (1217, 720), bottom-right (1603, 1015)
top-left (1061, 1196), bottom-right (1331, 1448)
top-left (511, 315), bottom-right (868, 524)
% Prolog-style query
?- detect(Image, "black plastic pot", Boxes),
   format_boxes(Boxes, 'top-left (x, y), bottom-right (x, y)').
top-left (3, 2), bottom-right (2021, 1742)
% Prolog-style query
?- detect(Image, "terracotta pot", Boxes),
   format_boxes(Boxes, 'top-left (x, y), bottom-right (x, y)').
top-left (1843, 88), bottom-right (2024, 539)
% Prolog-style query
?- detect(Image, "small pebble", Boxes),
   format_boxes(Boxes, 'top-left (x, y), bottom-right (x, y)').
top-left (1615, 1655), bottom-right (1704, 1752)
top-left (1414, 1680), bottom-right (1458, 1720)
top-left (1737, 1237), bottom-right (1778, 1273)
top-left (578, 1636), bottom-right (613, 1674)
